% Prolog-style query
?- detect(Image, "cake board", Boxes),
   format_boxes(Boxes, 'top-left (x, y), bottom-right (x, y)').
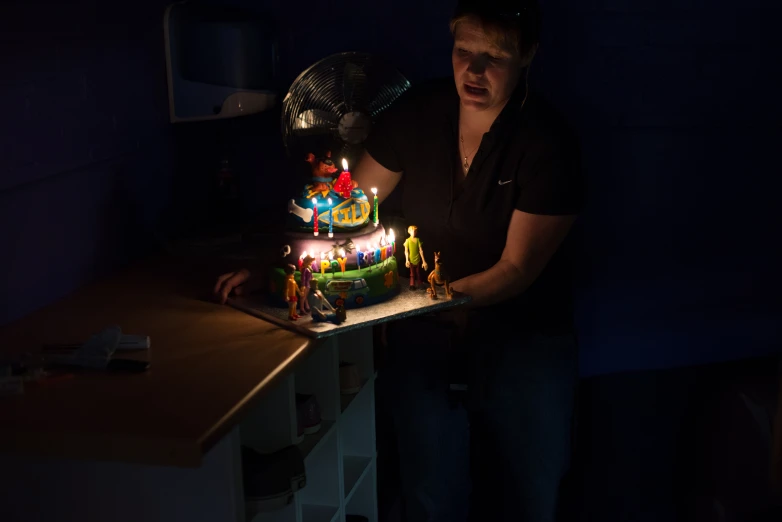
top-left (227, 291), bottom-right (471, 339)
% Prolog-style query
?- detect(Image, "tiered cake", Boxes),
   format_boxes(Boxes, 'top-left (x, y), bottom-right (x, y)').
top-left (268, 151), bottom-right (399, 309)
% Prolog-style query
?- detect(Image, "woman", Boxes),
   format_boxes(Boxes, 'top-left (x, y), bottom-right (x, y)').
top-left (215, 1), bottom-right (583, 520)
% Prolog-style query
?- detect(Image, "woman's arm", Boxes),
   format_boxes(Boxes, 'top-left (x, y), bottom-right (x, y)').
top-left (351, 151), bottom-right (403, 204)
top-left (450, 209), bottom-right (576, 308)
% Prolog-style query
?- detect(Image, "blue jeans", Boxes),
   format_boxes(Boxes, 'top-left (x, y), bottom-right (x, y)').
top-left (381, 317), bottom-right (578, 522)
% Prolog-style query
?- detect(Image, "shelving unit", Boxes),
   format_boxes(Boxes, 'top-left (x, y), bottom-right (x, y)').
top-left (240, 326), bottom-right (378, 522)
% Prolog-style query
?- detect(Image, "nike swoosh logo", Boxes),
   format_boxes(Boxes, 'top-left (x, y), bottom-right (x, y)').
top-left (498, 180), bottom-right (512, 185)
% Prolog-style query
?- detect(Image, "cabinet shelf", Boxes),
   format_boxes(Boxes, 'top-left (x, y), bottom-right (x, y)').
top-left (343, 455), bottom-right (372, 502)
top-left (340, 380), bottom-right (370, 413)
top-left (297, 420), bottom-right (336, 460)
top-left (301, 504), bottom-right (338, 522)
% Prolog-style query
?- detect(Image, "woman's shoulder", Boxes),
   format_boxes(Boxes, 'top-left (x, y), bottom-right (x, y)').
top-left (521, 93), bottom-right (579, 148)
top-left (388, 77), bottom-right (457, 115)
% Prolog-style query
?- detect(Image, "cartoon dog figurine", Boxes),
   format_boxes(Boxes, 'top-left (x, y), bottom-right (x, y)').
top-left (305, 151), bottom-right (339, 194)
top-left (426, 252), bottom-right (453, 300)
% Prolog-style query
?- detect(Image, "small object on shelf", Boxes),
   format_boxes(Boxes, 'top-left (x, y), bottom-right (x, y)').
top-left (241, 445), bottom-right (306, 517)
top-left (284, 265), bottom-right (302, 321)
top-left (0, 376), bottom-right (24, 396)
top-left (296, 393), bottom-right (322, 437)
top-left (42, 334), bottom-right (150, 352)
top-left (339, 361), bottom-right (361, 395)
top-left (426, 251), bottom-right (453, 300)
top-left (403, 225), bottom-right (428, 290)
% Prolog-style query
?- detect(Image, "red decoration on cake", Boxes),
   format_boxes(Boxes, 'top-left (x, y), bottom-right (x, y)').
top-left (333, 158), bottom-right (359, 199)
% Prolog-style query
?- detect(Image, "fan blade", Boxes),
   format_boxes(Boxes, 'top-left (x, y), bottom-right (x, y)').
top-left (342, 61), bottom-right (368, 113)
top-left (294, 109), bottom-right (339, 131)
top-left (338, 141), bottom-right (364, 169)
top-left (369, 79), bottom-right (412, 117)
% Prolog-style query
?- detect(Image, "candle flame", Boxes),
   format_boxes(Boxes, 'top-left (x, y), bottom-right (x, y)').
top-left (311, 197), bottom-right (317, 205)
top-left (342, 158), bottom-right (348, 171)
top-left (327, 197), bottom-right (332, 204)
top-left (339, 248), bottom-right (345, 257)
top-left (371, 187), bottom-right (377, 195)
top-left (301, 250), bottom-right (307, 258)
top-left (389, 229), bottom-right (395, 241)
top-left (329, 252), bottom-right (333, 260)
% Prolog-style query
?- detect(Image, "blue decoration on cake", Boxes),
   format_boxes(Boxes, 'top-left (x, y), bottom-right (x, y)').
top-left (286, 151), bottom-right (371, 232)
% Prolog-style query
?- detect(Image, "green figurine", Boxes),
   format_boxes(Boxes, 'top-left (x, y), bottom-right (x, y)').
top-left (404, 225), bottom-right (428, 290)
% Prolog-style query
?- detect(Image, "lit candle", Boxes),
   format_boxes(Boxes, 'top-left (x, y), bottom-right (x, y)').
top-left (298, 251), bottom-right (307, 271)
top-left (357, 250), bottom-right (364, 269)
top-left (320, 258), bottom-right (329, 276)
top-left (365, 246), bottom-right (374, 271)
top-left (311, 197), bottom-right (319, 236)
top-left (389, 229), bottom-right (396, 254)
top-left (338, 249), bottom-right (347, 275)
top-left (327, 197), bottom-right (334, 238)
top-left (371, 187), bottom-right (378, 226)
top-left (374, 245), bottom-right (381, 268)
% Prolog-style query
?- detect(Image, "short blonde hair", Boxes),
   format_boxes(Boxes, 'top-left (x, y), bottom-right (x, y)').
top-left (407, 225), bottom-right (417, 234)
top-left (450, 14), bottom-right (521, 56)
top-left (450, 3), bottom-right (541, 64)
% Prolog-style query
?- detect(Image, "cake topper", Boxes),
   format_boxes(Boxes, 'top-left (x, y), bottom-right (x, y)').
top-left (426, 252), bottom-right (453, 300)
top-left (403, 225), bottom-right (428, 290)
top-left (305, 151), bottom-right (338, 195)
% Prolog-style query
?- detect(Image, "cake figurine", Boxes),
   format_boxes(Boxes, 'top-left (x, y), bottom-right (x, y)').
top-left (334, 303), bottom-right (347, 324)
top-left (298, 254), bottom-right (316, 315)
top-left (307, 278), bottom-right (337, 323)
top-left (426, 252), bottom-right (453, 300)
top-left (404, 225), bottom-right (428, 290)
top-left (284, 264), bottom-right (303, 320)
top-left (305, 151), bottom-right (338, 195)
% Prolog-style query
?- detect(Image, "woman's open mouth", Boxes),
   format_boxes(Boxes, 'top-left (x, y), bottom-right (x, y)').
top-left (463, 83), bottom-right (488, 96)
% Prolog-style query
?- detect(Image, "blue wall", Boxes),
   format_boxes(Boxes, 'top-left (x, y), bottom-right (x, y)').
top-left (536, 0), bottom-right (782, 375)
top-left (2, 0), bottom-right (780, 376)
top-left (0, 1), bottom-right (174, 324)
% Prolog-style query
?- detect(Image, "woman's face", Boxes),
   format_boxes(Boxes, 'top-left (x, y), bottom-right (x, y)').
top-left (452, 19), bottom-right (523, 113)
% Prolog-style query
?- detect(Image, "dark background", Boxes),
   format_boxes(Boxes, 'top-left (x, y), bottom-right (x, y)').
top-left (2, 0), bottom-right (781, 520)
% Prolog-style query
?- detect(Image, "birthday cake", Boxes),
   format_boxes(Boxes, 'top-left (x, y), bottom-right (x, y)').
top-left (268, 151), bottom-right (400, 311)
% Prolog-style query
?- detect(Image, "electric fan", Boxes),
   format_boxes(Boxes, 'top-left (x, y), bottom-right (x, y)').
top-left (281, 52), bottom-right (411, 167)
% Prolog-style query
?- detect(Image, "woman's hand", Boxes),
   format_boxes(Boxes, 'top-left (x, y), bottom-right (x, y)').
top-left (213, 268), bottom-right (251, 304)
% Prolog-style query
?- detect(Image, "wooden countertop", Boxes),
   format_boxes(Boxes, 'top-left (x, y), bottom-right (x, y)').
top-left (0, 253), bottom-right (312, 467)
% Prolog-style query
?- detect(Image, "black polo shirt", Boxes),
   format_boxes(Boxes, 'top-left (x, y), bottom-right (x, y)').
top-left (365, 78), bottom-right (583, 335)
